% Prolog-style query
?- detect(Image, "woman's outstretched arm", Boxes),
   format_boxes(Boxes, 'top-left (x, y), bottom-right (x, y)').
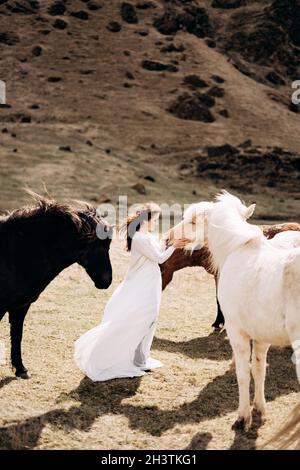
top-left (134, 235), bottom-right (175, 264)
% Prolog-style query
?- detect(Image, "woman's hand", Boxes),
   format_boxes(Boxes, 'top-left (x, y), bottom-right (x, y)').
top-left (173, 238), bottom-right (192, 249)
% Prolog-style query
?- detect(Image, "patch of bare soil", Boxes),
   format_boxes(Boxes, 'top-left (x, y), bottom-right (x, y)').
top-left (180, 143), bottom-right (300, 193)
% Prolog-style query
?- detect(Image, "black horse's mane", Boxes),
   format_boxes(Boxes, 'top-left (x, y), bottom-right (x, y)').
top-left (0, 191), bottom-right (102, 240)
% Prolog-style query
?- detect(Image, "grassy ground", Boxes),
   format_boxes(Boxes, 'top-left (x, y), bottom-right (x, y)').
top-left (0, 239), bottom-right (299, 450)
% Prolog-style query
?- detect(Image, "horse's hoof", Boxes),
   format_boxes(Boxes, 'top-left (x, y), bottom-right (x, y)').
top-left (212, 324), bottom-right (224, 333)
top-left (212, 326), bottom-right (221, 332)
top-left (16, 370), bottom-right (31, 379)
top-left (232, 416), bottom-right (251, 432)
top-left (252, 407), bottom-right (266, 423)
top-left (229, 357), bottom-right (236, 370)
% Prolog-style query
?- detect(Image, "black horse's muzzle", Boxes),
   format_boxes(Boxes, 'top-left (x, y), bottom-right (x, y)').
top-left (94, 275), bottom-right (112, 289)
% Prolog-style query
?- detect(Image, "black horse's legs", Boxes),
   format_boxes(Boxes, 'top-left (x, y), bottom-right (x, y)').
top-left (211, 275), bottom-right (225, 329)
top-left (0, 310), bottom-right (6, 322)
top-left (212, 300), bottom-right (225, 329)
top-left (9, 305), bottom-right (31, 379)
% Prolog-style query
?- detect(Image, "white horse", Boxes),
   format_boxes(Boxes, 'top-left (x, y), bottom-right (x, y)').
top-left (169, 191), bottom-right (300, 431)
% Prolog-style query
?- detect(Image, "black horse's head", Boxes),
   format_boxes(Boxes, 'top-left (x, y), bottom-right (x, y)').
top-left (75, 209), bottom-right (113, 289)
top-left (3, 191), bottom-right (114, 290)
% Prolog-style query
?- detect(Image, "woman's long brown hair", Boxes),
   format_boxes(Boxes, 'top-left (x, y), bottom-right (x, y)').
top-left (119, 203), bottom-right (161, 251)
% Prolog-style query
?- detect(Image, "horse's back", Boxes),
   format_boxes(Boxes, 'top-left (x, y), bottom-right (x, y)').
top-left (270, 231), bottom-right (300, 249)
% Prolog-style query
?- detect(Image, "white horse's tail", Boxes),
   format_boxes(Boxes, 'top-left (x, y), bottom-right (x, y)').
top-left (266, 402), bottom-right (300, 449)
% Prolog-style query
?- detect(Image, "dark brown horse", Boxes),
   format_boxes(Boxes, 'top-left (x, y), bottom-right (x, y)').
top-left (161, 222), bottom-right (300, 329)
top-left (0, 193), bottom-right (113, 379)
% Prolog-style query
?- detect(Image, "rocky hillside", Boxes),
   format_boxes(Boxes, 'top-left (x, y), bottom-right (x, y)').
top-left (0, 0), bottom-right (299, 218)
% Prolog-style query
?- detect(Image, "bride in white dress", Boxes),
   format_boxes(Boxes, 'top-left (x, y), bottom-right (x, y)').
top-left (74, 203), bottom-right (187, 381)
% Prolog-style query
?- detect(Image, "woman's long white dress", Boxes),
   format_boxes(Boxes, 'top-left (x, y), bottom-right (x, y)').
top-left (74, 231), bottom-right (175, 381)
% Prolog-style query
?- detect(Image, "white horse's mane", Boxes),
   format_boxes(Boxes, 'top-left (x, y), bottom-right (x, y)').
top-left (208, 191), bottom-right (263, 270)
top-left (183, 201), bottom-right (214, 221)
top-left (215, 190), bottom-right (249, 214)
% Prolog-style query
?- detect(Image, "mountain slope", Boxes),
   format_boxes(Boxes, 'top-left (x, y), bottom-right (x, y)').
top-left (0, 0), bottom-right (299, 218)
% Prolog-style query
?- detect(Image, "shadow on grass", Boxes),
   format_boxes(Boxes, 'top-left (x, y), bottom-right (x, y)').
top-left (0, 346), bottom-right (297, 450)
top-left (153, 330), bottom-right (232, 361)
top-left (185, 432), bottom-right (213, 450)
top-left (229, 412), bottom-right (265, 451)
top-left (0, 376), bottom-right (17, 390)
top-left (0, 376), bottom-right (143, 449)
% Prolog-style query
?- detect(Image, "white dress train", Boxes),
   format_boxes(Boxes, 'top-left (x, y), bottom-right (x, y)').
top-left (74, 232), bottom-right (175, 381)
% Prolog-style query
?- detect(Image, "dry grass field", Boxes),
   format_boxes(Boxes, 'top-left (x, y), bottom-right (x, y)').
top-left (0, 238), bottom-right (299, 450)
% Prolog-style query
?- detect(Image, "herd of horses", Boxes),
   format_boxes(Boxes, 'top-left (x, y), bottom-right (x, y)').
top-left (0, 191), bottom-right (299, 448)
